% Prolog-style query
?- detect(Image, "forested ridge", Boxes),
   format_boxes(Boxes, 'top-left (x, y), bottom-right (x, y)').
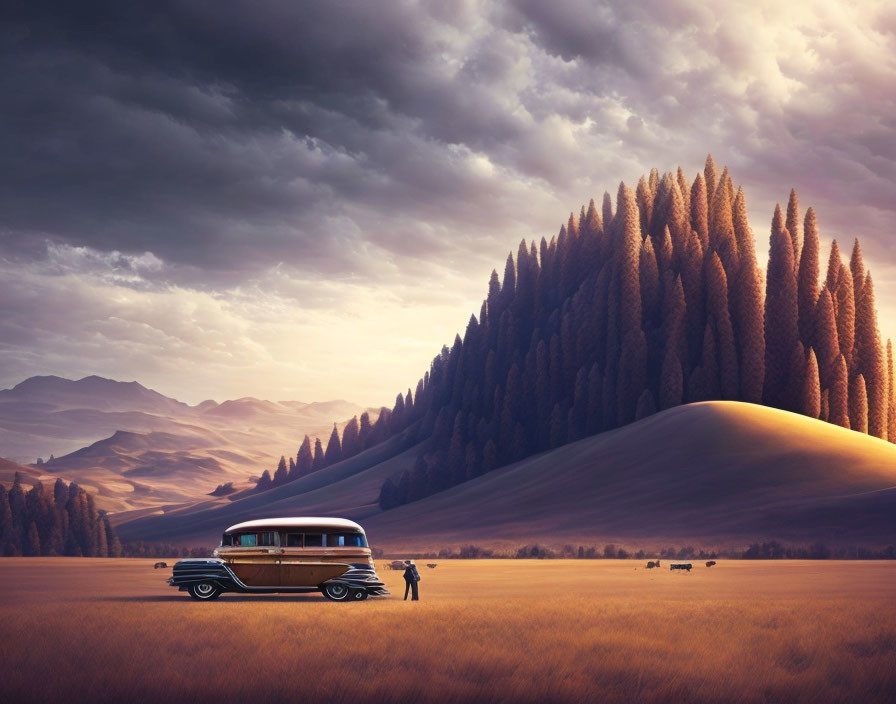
top-left (253, 156), bottom-right (893, 510)
top-left (0, 473), bottom-right (121, 556)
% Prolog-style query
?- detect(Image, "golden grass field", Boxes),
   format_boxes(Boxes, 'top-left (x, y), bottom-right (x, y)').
top-left (1, 558), bottom-right (895, 704)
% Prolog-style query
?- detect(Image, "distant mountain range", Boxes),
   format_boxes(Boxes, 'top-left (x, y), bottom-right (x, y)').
top-left (0, 375), bottom-right (370, 512)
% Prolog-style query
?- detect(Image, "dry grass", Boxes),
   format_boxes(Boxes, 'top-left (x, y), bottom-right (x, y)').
top-left (1, 558), bottom-right (895, 704)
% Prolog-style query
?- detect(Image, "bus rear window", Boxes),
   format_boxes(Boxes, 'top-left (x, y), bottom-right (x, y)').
top-left (326, 533), bottom-right (367, 547)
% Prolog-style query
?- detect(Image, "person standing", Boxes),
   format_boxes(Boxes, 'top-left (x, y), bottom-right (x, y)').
top-left (402, 559), bottom-right (420, 601)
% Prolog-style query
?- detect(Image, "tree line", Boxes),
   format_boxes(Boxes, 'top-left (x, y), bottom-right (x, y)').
top-left (0, 472), bottom-right (122, 556)
top-left (251, 156), bottom-right (893, 507)
top-left (253, 404), bottom-right (407, 492)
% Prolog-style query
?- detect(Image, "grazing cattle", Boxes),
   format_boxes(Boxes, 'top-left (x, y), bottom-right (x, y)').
top-left (705, 561), bottom-right (717, 568)
top-left (426, 563), bottom-right (437, 569)
top-left (153, 561), bottom-right (168, 569)
top-left (388, 560), bottom-right (407, 571)
top-left (646, 561), bottom-right (657, 569)
top-left (670, 563), bottom-right (692, 571)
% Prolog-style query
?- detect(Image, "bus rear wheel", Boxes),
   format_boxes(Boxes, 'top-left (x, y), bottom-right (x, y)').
top-left (322, 583), bottom-right (351, 601)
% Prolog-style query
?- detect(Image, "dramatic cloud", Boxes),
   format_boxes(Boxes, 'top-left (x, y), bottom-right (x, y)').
top-left (1, 0), bottom-right (894, 404)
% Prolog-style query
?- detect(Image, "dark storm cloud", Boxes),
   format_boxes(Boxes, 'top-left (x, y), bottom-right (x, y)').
top-left (2, 0), bottom-right (896, 402)
top-left (1, 0), bottom-right (529, 282)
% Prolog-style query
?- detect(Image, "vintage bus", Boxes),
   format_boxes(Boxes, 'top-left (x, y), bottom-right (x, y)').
top-left (168, 517), bottom-right (388, 601)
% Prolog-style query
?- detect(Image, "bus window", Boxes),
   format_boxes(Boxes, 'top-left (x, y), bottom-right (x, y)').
top-left (304, 533), bottom-right (324, 547)
top-left (286, 534), bottom-right (303, 548)
top-left (259, 532), bottom-right (277, 547)
top-left (233, 532), bottom-right (277, 547)
top-left (326, 533), bottom-right (366, 547)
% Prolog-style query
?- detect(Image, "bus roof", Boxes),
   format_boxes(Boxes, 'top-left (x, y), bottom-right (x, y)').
top-left (225, 517), bottom-right (365, 533)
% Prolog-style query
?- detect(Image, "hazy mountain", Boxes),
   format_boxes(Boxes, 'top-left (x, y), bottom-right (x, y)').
top-left (0, 374), bottom-right (370, 512)
top-left (0, 375), bottom-right (190, 414)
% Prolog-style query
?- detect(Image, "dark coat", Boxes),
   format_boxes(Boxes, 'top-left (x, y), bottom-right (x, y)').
top-left (403, 565), bottom-right (421, 582)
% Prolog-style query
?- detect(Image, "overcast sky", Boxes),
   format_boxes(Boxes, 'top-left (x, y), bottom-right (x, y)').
top-left (1, 0), bottom-right (895, 406)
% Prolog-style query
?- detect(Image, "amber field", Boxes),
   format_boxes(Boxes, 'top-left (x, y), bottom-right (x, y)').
top-left (1, 558), bottom-right (895, 704)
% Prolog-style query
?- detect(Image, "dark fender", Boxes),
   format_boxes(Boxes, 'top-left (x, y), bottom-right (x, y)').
top-left (321, 567), bottom-right (389, 596)
top-left (168, 558), bottom-right (244, 592)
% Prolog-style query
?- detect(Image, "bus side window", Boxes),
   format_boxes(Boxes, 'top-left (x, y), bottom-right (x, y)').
top-left (286, 534), bottom-right (303, 548)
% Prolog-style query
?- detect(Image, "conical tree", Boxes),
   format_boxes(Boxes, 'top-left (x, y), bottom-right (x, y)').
top-left (785, 189), bottom-right (801, 270)
top-left (273, 456), bottom-right (288, 486)
top-left (850, 239), bottom-right (865, 316)
top-left (732, 187), bottom-right (755, 265)
top-left (341, 416), bottom-right (361, 459)
top-left (256, 470), bottom-right (273, 493)
top-left (829, 354), bottom-right (849, 428)
top-left (324, 424), bottom-right (343, 465)
top-left (802, 348), bottom-right (821, 419)
top-left (812, 287), bottom-right (839, 389)
top-left (764, 213), bottom-right (799, 410)
top-left (662, 274), bottom-right (688, 373)
top-left (835, 264), bottom-right (855, 362)
top-left (690, 172), bottom-right (709, 250)
top-left (706, 252), bottom-right (739, 399)
top-left (296, 436), bottom-right (313, 477)
top-left (636, 176), bottom-right (653, 236)
top-left (825, 240), bottom-right (842, 293)
top-left (703, 155), bottom-right (718, 213)
top-left (602, 192), bottom-right (614, 235)
top-left (312, 438), bottom-right (325, 471)
top-left (797, 207), bottom-right (819, 346)
top-left (854, 273), bottom-right (887, 438)
top-left (710, 174), bottom-right (739, 280)
top-left (733, 251), bottom-right (765, 404)
top-left (615, 185), bottom-right (646, 424)
top-left (676, 166), bottom-right (691, 215)
top-left (849, 373), bottom-right (868, 434)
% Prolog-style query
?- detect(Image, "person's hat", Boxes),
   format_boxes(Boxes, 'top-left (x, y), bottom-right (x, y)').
top-left (404, 559), bottom-right (411, 564)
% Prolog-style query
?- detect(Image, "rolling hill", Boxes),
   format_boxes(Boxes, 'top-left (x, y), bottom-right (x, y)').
top-left (115, 401), bottom-right (896, 549)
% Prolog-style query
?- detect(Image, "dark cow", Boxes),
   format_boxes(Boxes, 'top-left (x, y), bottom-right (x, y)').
top-left (646, 561), bottom-right (657, 569)
top-left (670, 563), bottom-right (692, 571)
top-left (705, 561), bottom-right (717, 568)
top-left (426, 563), bottom-right (437, 569)
top-left (153, 561), bottom-right (168, 569)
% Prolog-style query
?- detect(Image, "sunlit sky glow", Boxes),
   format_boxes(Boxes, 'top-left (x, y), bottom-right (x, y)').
top-left (1, 1), bottom-right (895, 406)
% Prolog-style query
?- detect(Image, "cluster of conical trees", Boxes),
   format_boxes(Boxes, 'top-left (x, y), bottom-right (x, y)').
top-left (253, 409), bottom-right (403, 491)
top-left (257, 156), bottom-right (893, 507)
top-left (0, 473), bottom-right (122, 556)
top-left (377, 156), bottom-right (894, 509)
